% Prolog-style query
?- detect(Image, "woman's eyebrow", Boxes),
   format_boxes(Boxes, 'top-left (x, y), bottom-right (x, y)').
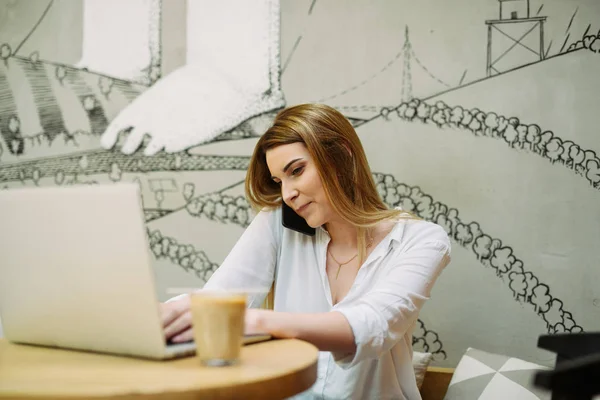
top-left (282, 158), bottom-right (303, 173)
top-left (270, 158), bottom-right (304, 180)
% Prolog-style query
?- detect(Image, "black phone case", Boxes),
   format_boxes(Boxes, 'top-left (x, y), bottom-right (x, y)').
top-left (282, 202), bottom-right (316, 236)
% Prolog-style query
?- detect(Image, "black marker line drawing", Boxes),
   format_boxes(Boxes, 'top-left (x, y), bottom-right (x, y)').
top-left (282, 36), bottom-right (302, 75)
top-left (412, 319), bottom-right (446, 361)
top-left (0, 150), bottom-right (250, 184)
top-left (149, 177), bottom-right (177, 209)
top-left (99, 0), bottom-right (285, 156)
top-left (12, 0), bottom-right (54, 57)
top-left (372, 98), bottom-right (600, 190)
top-left (568, 26), bottom-right (600, 53)
top-left (0, 111), bottom-right (364, 186)
top-left (0, 54), bottom-right (147, 161)
top-left (322, 3), bottom-right (593, 124)
top-left (558, 5), bottom-right (582, 54)
top-left (147, 228), bottom-right (219, 285)
top-left (0, 0), bottom-right (596, 365)
top-left (178, 178), bottom-right (582, 336)
top-left (371, 172), bottom-right (584, 335)
top-left (144, 179), bottom-right (246, 223)
top-left (2, 96), bottom-right (584, 339)
top-left (0, 0), bottom-right (286, 161)
top-left (318, 26), bottom-right (450, 104)
top-left (308, 0), bottom-right (317, 16)
top-left (486, 0), bottom-right (547, 77)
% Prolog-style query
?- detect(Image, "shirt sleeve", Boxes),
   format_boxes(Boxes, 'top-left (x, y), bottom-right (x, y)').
top-left (332, 222), bottom-right (451, 369)
top-left (170, 208), bottom-right (281, 308)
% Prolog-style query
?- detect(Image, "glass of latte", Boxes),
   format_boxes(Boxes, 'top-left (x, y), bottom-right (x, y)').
top-left (190, 291), bottom-right (247, 367)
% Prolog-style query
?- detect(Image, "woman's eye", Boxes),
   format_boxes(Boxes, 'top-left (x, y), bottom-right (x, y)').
top-left (291, 166), bottom-right (303, 176)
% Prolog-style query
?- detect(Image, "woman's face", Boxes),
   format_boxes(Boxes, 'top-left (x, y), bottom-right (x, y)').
top-left (266, 142), bottom-right (335, 228)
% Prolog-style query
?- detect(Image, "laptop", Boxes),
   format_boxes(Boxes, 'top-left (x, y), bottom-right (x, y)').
top-left (0, 183), bottom-right (271, 360)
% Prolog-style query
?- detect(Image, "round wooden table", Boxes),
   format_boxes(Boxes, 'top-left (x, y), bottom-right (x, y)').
top-left (0, 338), bottom-right (318, 399)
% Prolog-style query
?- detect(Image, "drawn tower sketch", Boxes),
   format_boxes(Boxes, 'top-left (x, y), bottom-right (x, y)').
top-left (486, 0), bottom-right (547, 76)
top-left (400, 27), bottom-right (413, 103)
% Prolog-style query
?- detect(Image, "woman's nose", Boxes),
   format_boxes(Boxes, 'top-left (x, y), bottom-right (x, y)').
top-left (282, 182), bottom-right (298, 204)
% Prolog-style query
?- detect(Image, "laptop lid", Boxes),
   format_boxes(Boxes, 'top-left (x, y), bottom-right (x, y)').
top-left (0, 183), bottom-right (169, 359)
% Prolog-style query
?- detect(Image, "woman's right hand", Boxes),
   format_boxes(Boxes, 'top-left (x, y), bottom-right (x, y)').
top-left (159, 295), bottom-right (194, 343)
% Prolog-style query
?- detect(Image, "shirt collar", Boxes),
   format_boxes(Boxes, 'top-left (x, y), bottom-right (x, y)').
top-left (366, 217), bottom-right (407, 263)
top-left (316, 210), bottom-right (408, 261)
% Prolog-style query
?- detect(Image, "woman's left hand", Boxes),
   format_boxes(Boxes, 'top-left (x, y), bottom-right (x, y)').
top-left (244, 308), bottom-right (272, 335)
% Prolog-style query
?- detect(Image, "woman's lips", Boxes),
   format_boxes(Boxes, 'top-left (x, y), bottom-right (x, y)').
top-left (296, 202), bottom-right (311, 214)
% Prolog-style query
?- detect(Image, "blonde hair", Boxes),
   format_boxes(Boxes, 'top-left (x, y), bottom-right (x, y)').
top-left (245, 103), bottom-right (417, 262)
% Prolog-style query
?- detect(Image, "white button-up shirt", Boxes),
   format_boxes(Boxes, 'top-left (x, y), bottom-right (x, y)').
top-left (202, 207), bottom-right (451, 400)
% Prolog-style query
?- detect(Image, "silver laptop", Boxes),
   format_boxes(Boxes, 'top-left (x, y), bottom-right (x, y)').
top-left (0, 183), bottom-right (270, 360)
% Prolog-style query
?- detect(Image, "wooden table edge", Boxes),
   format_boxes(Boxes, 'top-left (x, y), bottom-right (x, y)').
top-left (0, 339), bottom-right (319, 400)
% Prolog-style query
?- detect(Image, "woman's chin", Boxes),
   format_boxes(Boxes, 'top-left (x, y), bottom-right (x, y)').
top-left (304, 216), bottom-right (322, 229)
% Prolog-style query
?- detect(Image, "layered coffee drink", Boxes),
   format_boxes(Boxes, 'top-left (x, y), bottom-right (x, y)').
top-left (190, 292), bottom-right (247, 366)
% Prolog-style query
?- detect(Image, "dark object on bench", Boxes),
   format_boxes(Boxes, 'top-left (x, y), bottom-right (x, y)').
top-left (534, 332), bottom-right (600, 400)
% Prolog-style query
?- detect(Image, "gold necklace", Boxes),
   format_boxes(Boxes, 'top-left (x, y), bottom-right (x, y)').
top-left (328, 249), bottom-right (359, 280)
top-left (328, 234), bottom-right (375, 280)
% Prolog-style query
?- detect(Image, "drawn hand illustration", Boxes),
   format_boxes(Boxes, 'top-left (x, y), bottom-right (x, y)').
top-left (100, 0), bottom-right (284, 156)
top-left (100, 62), bottom-right (285, 155)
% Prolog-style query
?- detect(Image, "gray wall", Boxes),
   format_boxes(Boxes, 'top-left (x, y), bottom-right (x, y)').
top-left (1, 0), bottom-right (599, 368)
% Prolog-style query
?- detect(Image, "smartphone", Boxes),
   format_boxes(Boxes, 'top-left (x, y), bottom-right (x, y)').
top-left (282, 201), bottom-right (316, 236)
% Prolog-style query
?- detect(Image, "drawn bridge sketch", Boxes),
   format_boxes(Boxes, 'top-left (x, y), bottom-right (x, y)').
top-left (0, 0), bottom-right (598, 367)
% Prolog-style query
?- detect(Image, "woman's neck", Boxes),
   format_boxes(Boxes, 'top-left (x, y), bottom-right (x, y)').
top-left (324, 218), bottom-right (359, 250)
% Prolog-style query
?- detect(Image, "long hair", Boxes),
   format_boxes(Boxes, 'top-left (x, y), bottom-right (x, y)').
top-left (245, 103), bottom-right (416, 262)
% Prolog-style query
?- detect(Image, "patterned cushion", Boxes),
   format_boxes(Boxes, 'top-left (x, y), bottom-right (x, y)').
top-left (413, 351), bottom-right (433, 389)
top-left (444, 348), bottom-right (552, 400)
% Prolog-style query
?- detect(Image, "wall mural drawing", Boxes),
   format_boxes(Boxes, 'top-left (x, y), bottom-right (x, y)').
top-left (100, 0), bottom-right (285, 156)
top-left (0, 0), bottom-right (598, 368)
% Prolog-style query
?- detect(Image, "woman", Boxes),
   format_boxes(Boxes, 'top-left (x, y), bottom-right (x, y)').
top-left (161, 103), bottom-right (451, 399)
